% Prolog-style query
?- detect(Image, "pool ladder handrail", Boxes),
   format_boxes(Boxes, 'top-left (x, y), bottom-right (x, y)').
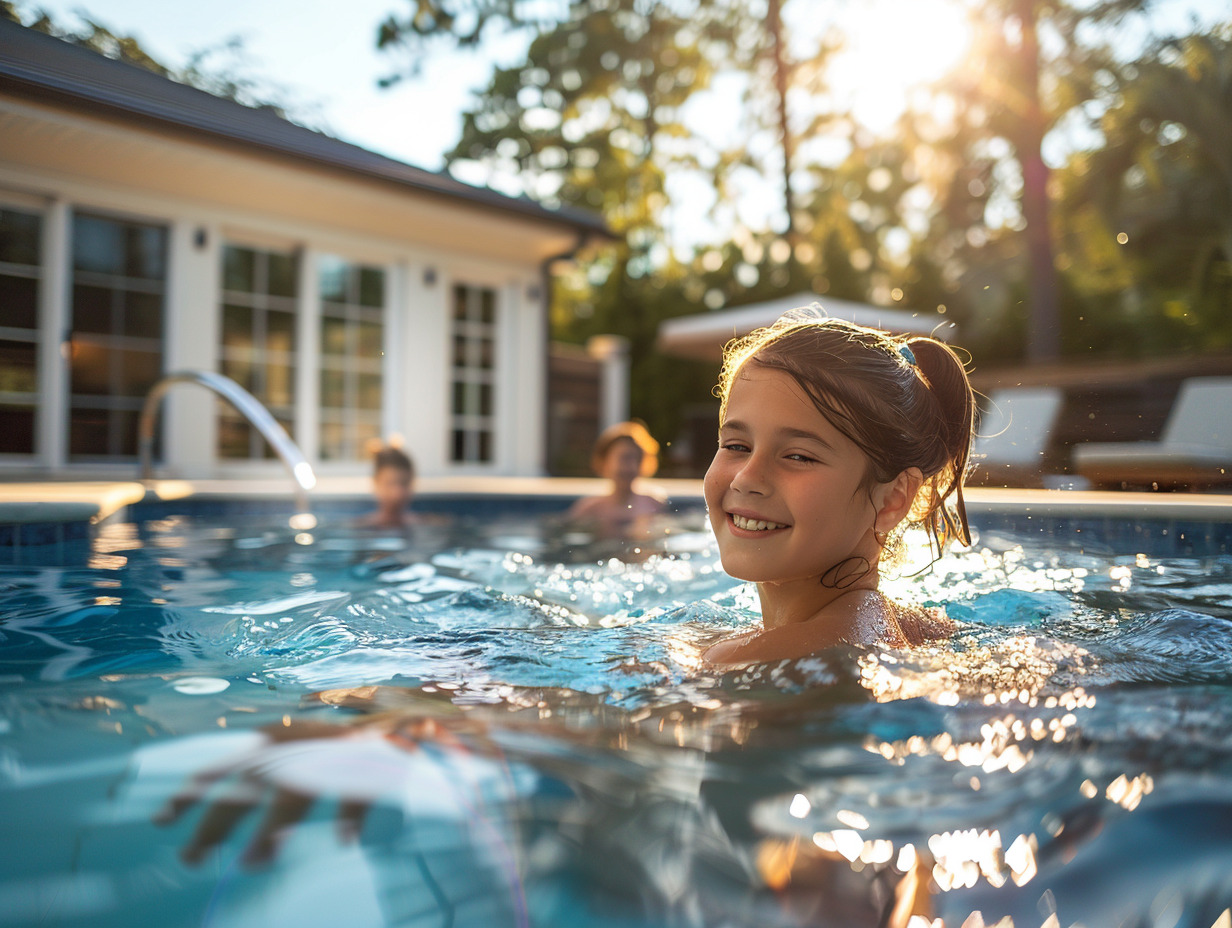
top-left (139, 371), bottom-right (316, 512)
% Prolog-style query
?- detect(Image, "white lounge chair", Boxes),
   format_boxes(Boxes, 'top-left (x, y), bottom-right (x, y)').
top-left (971, 387), bottom-right (1065, 487)
top-left (1073, 376), bottom-right (1232, 488)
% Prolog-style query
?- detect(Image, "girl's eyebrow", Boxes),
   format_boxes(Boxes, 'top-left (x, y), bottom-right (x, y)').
top-left (779, 426), bottom-right (837, 451)
top-left (720, 420), bottom-right (836, 451)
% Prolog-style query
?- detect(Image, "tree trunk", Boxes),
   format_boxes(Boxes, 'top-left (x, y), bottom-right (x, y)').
top-left (767, 0), bottom-right (795, 240)
top-left (1017, 0), bottom-right (1061, 361)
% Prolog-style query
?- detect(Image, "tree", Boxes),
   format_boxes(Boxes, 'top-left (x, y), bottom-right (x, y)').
top-left (928, 0), bottom-right (1154, 361)
top-left (1062, 23), bottom-right (1232, 353)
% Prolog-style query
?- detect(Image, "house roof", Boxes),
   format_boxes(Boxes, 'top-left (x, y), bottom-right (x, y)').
top-left (657, 291), bottom-right (956, 360)
top-left (0, 17), bottom-right (610, 238)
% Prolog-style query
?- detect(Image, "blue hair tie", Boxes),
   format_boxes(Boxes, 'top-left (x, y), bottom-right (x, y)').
top-left (898, 344), bottom-right (917, 366)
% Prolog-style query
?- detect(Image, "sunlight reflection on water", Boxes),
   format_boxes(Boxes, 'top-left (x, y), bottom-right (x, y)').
top-left (2, 510), bottom-right (1232, 927)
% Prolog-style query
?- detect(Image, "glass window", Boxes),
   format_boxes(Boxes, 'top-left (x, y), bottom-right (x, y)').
top-left (0, 275), bottom-right (38, 330)
top-left (0, 208), bottom-right (40, 266)
top-left (0, 340), bottom-right (37, 393)
top-left (68, 212), bottom-right (167, 459)
top-left (217, 244), bottom-right (299, 459)
top-left (317, 257), bottom-right (384, 460)
top-left (0, 206), bottom-right (41, 455)
top-left (449, 283), bottom-right (497, 464)
top-left (223, 247), bottom-right (255, 293)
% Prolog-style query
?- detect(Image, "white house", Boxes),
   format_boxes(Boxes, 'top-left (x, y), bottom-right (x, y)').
top-left (0, 19), bottom-right (609, 480)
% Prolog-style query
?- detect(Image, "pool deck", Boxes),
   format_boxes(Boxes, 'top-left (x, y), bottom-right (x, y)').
top-left (4, 476), bottom-right (1232, 526)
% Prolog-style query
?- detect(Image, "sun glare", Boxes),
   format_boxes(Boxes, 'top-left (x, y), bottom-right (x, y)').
top-left (827, 0), bottom-right (973, 133)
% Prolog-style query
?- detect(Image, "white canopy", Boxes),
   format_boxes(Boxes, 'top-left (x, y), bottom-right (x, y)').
top-left (656, 292), bottom-right (955, 360)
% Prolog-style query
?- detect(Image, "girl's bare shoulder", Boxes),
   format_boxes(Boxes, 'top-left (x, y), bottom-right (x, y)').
top-left (704, 593), bottom-right (954, 667)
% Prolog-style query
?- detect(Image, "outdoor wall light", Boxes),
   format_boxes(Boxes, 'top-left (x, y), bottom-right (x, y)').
top-left (423, 266), bottom-right (437, 286)
top-left (527, 285), bottom-right (541, 302)
top-left (194, 227), bottom-right (208, 250)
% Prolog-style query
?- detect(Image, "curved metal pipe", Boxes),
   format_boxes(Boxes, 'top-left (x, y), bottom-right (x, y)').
top-left (139, 371), bottom-right (316, 512)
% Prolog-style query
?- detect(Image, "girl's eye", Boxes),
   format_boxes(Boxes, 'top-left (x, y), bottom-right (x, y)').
top-left (721, 442), bottom-right (751, 453)
top-left (786, 453), bottom-right (817, 463)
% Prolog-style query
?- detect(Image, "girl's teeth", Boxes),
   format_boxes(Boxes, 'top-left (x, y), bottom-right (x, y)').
top-left (732, 514), bottom-right (785, 531)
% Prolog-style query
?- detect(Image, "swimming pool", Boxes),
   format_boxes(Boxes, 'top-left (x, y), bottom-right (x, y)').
top-left (2, 489), bottom-right (1232, 927)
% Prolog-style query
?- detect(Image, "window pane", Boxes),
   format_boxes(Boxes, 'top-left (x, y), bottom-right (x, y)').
top-left (0, 209), bottom-right (40, 266)
top-left (267, 310), bottom-right (296, 354)
top-left (123, 290), bottom-right (162, 338)
top-left (320, 420), bottom-right (345, 461)
top-left (223, 246), bottom-right (256, 293)
top-left (73, 214), bottom-right (123, 274)
top-left (355, 420), bottom-right (380, 454)
top-left (358, 267), bottom-right (384, 307)
top-left (357, 321), bottom-right (382, 359)
top-left (0, 405), bottom-right (35, 454)
top-left (73, 284), bottom-right (112, 334)
top-left (450, 285), bottom-right (496, 463)
top-left (221, 357), bottom-right (253, 393)
top-left (266, 362), bottom-right (294, 407)
top-left (118, 349), bottom-right (161, 397)
top-left (69, 215), bottom-right (165, 460)
top-left (69, 408), bottom-right (109, 456)
top-left (267, 252), bottom-right (297, 297)
top-left (217, 413), bottom-right (252, 459)
top-left (113, 410), bottom-right (139, 456)
top-left (218, 244), bottom-right (299, 459)
top-left (0, 275), bottom-right (38, 330)
top-left (357, 373), bottom-right (382, 411)
top-left (0, 339), bottom-right (37, 393)
top-left (319, 257), bottom-right (348, 302)
top-left (125, 224), bottom-right (165, 280)
top-left (321, 316), bottom-right (347, 356)
top-left (221, 304), bottom-right (253, 352)
top-left (320, 369), bottom-right (345, 408)
top-left (70, 342), bottom-right (110, 395)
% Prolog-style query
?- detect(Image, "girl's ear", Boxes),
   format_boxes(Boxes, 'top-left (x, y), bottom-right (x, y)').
top-left (874, 467), bottom-right (924, 533)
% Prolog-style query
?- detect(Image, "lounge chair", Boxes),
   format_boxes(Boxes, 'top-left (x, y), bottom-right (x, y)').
top-left (970, 387), bottom-right (1065, 487)
top-left (1072, 376), bottom-right (1232, 489)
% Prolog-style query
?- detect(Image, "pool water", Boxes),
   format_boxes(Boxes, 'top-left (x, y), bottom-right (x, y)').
top-left (2, 505), bottom-right (1232, 928)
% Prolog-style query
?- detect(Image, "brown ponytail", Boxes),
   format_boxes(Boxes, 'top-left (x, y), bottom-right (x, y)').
top-left (903, 337), bottom-right (974, 548)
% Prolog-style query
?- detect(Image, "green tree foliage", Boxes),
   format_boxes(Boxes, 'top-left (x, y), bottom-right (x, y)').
top-left (374, 0), bottom-right (1232, 456)
top-left (1059, 24), bottom-right (1232, 354)
top-left (913, 0), bottom-right (1154, 361)
top-left (377, 0), bottom-right (759, 453)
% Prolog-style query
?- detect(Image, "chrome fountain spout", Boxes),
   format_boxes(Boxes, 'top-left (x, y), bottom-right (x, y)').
top-left (139, 371), bottom-right (316, 512)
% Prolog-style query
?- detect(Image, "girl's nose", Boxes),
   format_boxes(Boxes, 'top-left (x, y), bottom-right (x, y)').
top-left (731, 453), bottom-right (770, 495)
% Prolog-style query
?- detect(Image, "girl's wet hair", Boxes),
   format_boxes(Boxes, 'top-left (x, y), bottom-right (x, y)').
top-left (715, 309), bottom-right (974, 550)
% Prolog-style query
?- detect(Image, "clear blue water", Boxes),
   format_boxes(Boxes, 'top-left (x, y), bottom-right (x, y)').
top-left (2, 505), bottom-right (1232, 927)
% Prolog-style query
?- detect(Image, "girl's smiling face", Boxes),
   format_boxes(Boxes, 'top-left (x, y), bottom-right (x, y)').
top-left (704, 366), bottom-right (881, 585)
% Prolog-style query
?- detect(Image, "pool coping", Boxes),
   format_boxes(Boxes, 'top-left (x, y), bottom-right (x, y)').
top-left (4, 476), bottom-right (1232, 525)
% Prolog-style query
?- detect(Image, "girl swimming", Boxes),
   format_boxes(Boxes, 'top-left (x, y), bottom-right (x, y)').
top-left (565, 420), bottom-right (666, 537)
top-left (703, 311), bottom-right (975, 665)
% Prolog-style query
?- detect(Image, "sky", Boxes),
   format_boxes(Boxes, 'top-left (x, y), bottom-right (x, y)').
top-left (15, 0), bottom-right (1228, 252)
